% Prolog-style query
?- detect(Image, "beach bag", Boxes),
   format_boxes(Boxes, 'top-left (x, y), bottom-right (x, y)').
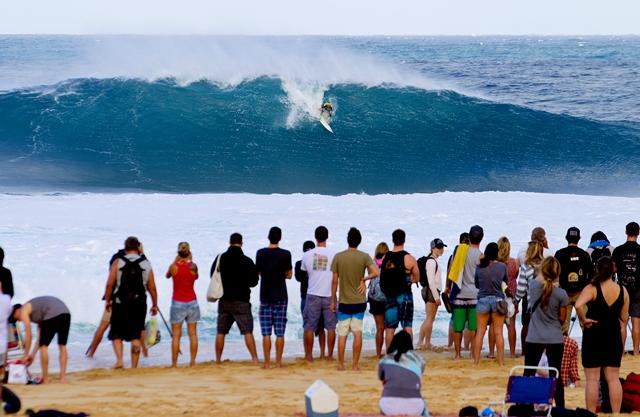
top-left (367, 277), bottom-right (386, 302)
top-left (115, 256), bottom-right (146, 303)
top-left (207, 253), bottom-right (224, 302)
top-left (622, 372), bottom-right (640, 412)
top-left (7, 362), bottom-right (28, 385)
top-left (496, 298), bottom-right (508, 315)
top-left (145, 317), bottom-right (160, 346)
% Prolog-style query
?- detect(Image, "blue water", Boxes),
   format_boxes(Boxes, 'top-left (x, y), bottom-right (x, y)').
top-left (1, 36), bottom-right (639, 195)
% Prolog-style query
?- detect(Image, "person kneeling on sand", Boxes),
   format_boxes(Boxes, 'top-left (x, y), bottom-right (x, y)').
top-left (104, 236), bottom-right (158, 369)
top-left (378, 330), bottom-right (428, 416)
top-left (10, 296), bottom-right (71, 384)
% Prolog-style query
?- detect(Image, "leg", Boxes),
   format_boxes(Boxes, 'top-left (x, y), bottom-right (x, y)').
top-left (453, 332), bottom-right (463, 359)
top-left (303, 330), bottom-right (314, 362)
top-left (545, 343), bottom-right (565, 408)
top-left (215, 334), bottom-right (225, 364)
top-left (488, 322), bottom-right (495, 358)
top-left (473, 312), bottom-right (490, 364)
top-left (463, 329), bottom-right (472, 351)
top-left (520, 325), bottom-right (529, 356)
top-left (275, 336), bottom-right (284, 368)
top-left (337, 335), bottom-right (347, 371)
top-left (243, 333), bottom-right (259, 364)
top-left (352, 331), bottom-right (363, 371)
top-left (374, 314), bottom-right (385, 357)
top-left (39, 345), bottom-right (49, 384)
top-left (262, 336), bottom-right (271, 369)
top-left (187, 322), bottom-right (198, 366)
top-left (326, 330), bottom-right (336, 360)
top-left (632, 317), bottom-right (640, 356)
top-left (86, 319), bottom-right (110, 358)
top-left (423, 302), bottom-right (438, 350)
top-left (58, 344), bottom-right (68, 383)
top-left (418, 302), bottom-right (429, 348)
top-left (523, 342), bottom-right (545, 376)
top-left (604, 367), bottom-right (623, 413)
top-left (562, 300), bottom-right (575, 336)
top-left (448, 321), bottom-right (454, 348)
top-left (508, 315), bottom-right (517, 357)
top-left (131, 339), bottom-right (142, 368)
top-left (491, 313), bottom-right (506, 366)
top-left (385, 328), bottom-right (395, 348)
top-left (452, 307), bottom-right (465, 359)
top-left (584, 367), bottom-right (601, 413)
top-left (112, 339), bottom-right (124, 368)
top-left (318, 329), bottom-right (326, 359)
top-left (171, 323), bottom-right (182, 368)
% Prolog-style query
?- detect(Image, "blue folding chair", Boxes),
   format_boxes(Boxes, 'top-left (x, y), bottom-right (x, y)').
top-left (502, 365), bottom-right (558, 417)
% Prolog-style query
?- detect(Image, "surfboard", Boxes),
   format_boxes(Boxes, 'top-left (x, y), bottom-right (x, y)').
top-left (319, 111), bottom-right (333, 133)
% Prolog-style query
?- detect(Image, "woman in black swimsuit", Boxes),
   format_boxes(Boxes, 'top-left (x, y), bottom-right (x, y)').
top-left (576, 256), bottom-right (630, 413)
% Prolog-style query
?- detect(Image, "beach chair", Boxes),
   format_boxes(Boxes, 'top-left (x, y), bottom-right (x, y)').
top-left (6, 323), bottom-right (25, 360)
top-left (502, 365), bottom-right (558, 417)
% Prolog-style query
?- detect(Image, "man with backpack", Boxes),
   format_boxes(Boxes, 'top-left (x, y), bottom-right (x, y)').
top-left (612, 222), bottom-right (640, 356)
top-left (104, 236), bottom-right (158, 369)
top-left (379, 229), bottom-right (420, 347)
top-left (554, 227), bottom-right (593, 335)
top-left (417, 238), bottom-right (446, 350)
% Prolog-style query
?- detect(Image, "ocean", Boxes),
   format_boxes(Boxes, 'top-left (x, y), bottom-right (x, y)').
top-left (0, 36), bottom-right (638, 370)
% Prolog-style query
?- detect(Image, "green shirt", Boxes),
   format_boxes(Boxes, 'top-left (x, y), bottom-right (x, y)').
top-left (331, 249), bottom-right (374, 305)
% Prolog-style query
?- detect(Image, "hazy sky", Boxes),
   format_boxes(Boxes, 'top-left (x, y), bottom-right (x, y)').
top-left (2, 0), bottom-right (639, 35)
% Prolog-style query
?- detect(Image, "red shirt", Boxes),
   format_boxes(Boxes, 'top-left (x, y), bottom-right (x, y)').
top-left (172, 261), bottom-right (198, 302)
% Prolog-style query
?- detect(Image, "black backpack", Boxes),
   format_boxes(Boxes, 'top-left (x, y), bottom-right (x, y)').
top-left (590, 246), bottom-right (611, 270)
top-left (115, 256), bottom-right (147, 303)
top-left (380, 251), bottom-right (409, 297)
top-left (417, 255), bottom-right (437, 288)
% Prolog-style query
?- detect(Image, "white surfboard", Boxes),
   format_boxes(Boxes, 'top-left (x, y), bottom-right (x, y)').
top-left (319, 112), bottom-right (333, 133)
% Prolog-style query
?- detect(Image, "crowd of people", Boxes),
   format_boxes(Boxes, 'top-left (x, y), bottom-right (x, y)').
top-left (1, 220), bottom-right (639, 416)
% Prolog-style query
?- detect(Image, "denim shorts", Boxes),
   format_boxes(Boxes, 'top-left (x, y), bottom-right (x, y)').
top-left (170, 300), bottom-right (201, 324)
top-left (384, 293), bottom-right (414, 329)
top-left (476, 295), bottom-right (503, 314)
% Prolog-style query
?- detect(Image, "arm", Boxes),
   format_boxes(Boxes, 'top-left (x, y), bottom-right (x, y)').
top-left (330, 272), bottom-right (339, 312)
top-left (285, 253), bottom-right (293, 280)
top-left (20, 305), bottom-right (34, 362)
top-left (360, 262), bottom-right (379, 294)
top-left (248, 259), bottom-right (259, 288)
top-left (165, 259), bottom-right (178, 279)
top-left (104, 260), bottom-right (119, 311)
top-left (575, 285), bottom-right (596, 327)
top-left (621, 286), bottom-right (630, 325)
top-left (285, 269), bottom-right (292, 280)
top-left (558, 305), bottom-right (568, 324)
top-left (191, 262), bottom-right (198, 279)
top-left (427, 259), bottom-right (441, 305)
top-left (147, 270), bottom-right (158, 315)
top-left (406, 255), bottom-right (419, 284)
top-left (6, 270), bottom-right (14, 298)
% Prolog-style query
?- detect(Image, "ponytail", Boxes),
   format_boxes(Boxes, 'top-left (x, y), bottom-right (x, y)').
top-left (539, 257), bottom-right (560, 310)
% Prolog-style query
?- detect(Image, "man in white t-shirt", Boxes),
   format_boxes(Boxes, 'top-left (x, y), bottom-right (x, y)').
top-left (517, 227), bottom-right (554, 265)
top-left (301, 226), bottom-right (337, 362)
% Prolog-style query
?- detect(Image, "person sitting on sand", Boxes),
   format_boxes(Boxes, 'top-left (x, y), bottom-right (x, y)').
top-left (165, 241), bottom-right (200, 367)
top-left (330, 227), bottom-right (378, 371)
top-left (104, 236), bottom-right (158, 369)
top-left (378, 330), bottom-right (428, 416)
top-left (212, 233), bottom-right (259, 364)
top-left (10, 296), bottom-right (71, 384)
top-left (255, 227), bottom-right (292, 369)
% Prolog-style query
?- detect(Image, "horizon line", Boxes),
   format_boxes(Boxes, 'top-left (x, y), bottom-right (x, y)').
top-left (1, 33), bottom-right (639, 37)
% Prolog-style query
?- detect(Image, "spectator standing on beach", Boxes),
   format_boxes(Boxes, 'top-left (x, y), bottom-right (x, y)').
top-left (449, 225), bottom-right (484, 359)
top-left (561, 335), bottom-right (580, 388)
top-left (517, 227), bottom-right (553, 265)
top-left (473, 242), bottom-right (508, 366)
top-left (515, 241), bottom-right (544, 353)
top-left (213, 233), bottom-right (259, 364)
top-left (165, 241), bottom-right (200, 367)
top-left (576, 256), bottom-right (629, 413)
top-left (0, 247), bottom-right (14, 298)
top-left (524, 257), bottom-right (568, 408)
top-left (380, 229), bottom-right (419, 347)
top-left (105, 236), bottom-right (158, 369)
top-left (612, 221), bottom-right (640, 356)
top-left (256, 226), bottom-right (292, 369)
top-left (369, 242), bottom-right (389, 357)
top-left (296, 240), bottom-right (327, 360)
top-left (0, 286), bottom-right (10, 385)
top-left (497, 236), bottom-right (519, 358)
top-left (555, 227), bottom-right (592, 335)
top-left (417, 238), bottom-right (446, 350)
top-left (378, 330), bottom-right (428, 416)
top-left (446, 233), bottom-right (471, 351)
top-left (301, 226), bottom-right (336, 362)
top-left (587, 231), bottom-right (614, 270)
top-left (331, 227), bottom-right (378, 371)
top-left (10, 296), bottom-right (71, 383)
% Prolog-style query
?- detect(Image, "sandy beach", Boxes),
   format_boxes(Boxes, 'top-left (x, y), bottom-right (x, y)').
top-left (9, 350), bottom-right (640, 416)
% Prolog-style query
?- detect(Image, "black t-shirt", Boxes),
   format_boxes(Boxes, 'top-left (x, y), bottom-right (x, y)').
top-left (612, 241), bottom-right (640, 292)
top-left (294, 260), bottom-right (308, 300)
top-left (0, 266), bottom-right (14, 298)
top-left (211, 246), bottom-right (259, 303)
top-left (554, 246), bottom-right (593, 294)
top-left (256, 247), bottom-right (292, 303)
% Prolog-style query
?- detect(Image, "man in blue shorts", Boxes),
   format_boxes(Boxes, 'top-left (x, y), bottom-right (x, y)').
top-left (256, 227), bottom-right (292, 369)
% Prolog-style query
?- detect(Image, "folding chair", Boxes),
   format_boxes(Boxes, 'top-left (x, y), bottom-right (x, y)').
top-left (502, 365), bottom-right (558, 417)
top-left (6, 323), bottom-right (25, 361)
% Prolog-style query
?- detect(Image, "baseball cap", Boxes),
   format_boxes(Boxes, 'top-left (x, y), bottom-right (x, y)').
top-left (430, 238), bottom-right (447, 249)
top-left (566, 227), bottom-right (581, 240)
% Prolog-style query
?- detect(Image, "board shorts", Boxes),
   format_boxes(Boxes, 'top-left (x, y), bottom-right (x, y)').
top-left (109, 301), bottom-right (146, 342)
top-left (384, 293), bottom-right (414, 330)
top-left (369, 299), bottom-right (386, 316)
top-left (170, 299), bottom-right (201, 324)
top-left (217, 300), bottom-right (254, 335)
top-left (336, 303), bottom-right (367, 336)
top-left (40, 313), bottom-right (71, 347)
top-left (303, 294), bottom-right (337, 332)
top-left (452, 304), bottom-right (477, 333)
top-left (259, 301), bottom-right (288, 337)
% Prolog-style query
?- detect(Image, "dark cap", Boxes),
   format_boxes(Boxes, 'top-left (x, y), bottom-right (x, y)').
top-left (566, 227), bottom-right (581, 240)
top-left (430, 238), bottom-right (447, 249)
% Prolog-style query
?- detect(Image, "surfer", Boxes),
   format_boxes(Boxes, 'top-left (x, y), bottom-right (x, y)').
top-left (321, 101), bottom-right (333, 118)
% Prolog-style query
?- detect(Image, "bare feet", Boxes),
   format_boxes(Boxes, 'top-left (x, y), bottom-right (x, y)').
top-left (275, 362), bottom-right (283, 368)
top-left (337, 363), bottom-right (345, 371)
top-left (252, 358), bottom-right (260, 365)
top-left (352, 365), bottom-right (360, 371)
top-left (263, 362), bottom-right (271, 369)
top-left (113, 363), bottom-right (124, 369)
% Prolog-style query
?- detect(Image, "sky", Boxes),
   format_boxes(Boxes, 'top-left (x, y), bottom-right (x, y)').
top-left (1, 0), bottom-right (639, 36)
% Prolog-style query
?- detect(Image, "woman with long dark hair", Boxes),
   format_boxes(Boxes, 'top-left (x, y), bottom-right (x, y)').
top-left (523, 256), bottom-right (568, 408)
top-left (576, 256), bottom-right (629, 413)
top-left (369, 242), bottom-right (389, 358)
top-left (473, 242), bottom-right (509, 366)
top-left (378, 330), bottom-right (427, 416)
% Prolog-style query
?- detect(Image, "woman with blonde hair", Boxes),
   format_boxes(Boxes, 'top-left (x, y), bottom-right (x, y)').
top-left (515, 240), bottom-right (545, 352)
top-left (369, 242), bottom-right (389, 357)
top-left (497, 237), bottom-right (520, 358)
top-left (523, 256), bottom-right (569, 408)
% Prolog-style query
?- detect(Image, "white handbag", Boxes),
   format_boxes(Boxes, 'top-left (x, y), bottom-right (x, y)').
top-left (207, 253), bottom-right (224, 302)
top-left (7, 362), bottom-right (28, 385)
